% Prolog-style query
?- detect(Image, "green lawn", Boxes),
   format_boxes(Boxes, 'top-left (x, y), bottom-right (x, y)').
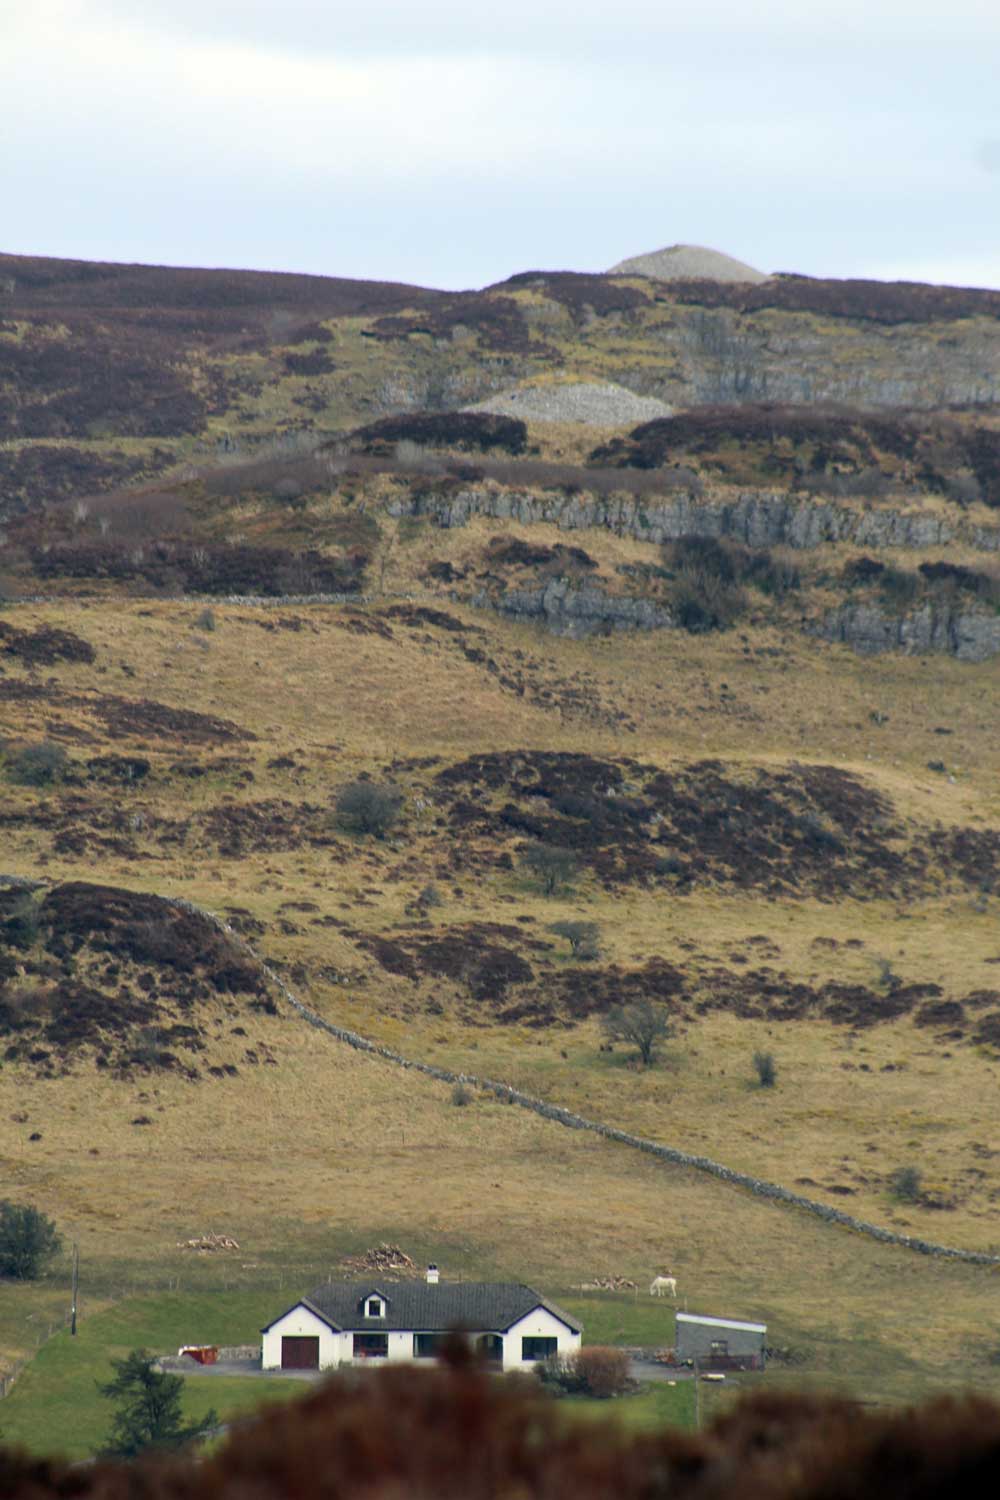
top-left (566, 1380), bottom-right (696, 1432)
top-left (0, 1291), bottom-right (307, 1460)
top-left (0, 1287), bottom-right (694, 1459)
top-left (556, 1292), bottom-right (676, 1350)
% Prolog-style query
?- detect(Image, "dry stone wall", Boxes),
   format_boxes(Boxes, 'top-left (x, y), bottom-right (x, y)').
top-left (170, 895), bottom-right (1000, 1269)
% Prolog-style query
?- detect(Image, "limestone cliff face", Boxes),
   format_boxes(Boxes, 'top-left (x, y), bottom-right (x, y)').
top-left (655, 305), bottom-right (1000, 410)
top-left (814, 605), bottom-right (1000, 663)
top-left (389, 484), bottom-right (1000, 554)
top-left (472, 580), bottom-right (672, 639)
top-left (389, 484), bottom-right (1000, 658)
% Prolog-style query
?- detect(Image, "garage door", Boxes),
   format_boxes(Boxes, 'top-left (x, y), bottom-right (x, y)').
top-left (281, 1335), bottom-right (320, 1369)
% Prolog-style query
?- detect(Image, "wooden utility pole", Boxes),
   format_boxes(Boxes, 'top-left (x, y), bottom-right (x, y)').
top-left (70, 1243), bottom-right (79, 1336)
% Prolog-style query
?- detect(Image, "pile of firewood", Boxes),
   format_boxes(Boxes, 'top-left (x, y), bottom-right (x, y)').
top-left (341, 1243), bottom-right (418, 1274)
top-left (576, 1275), bottom-right (638, 1291)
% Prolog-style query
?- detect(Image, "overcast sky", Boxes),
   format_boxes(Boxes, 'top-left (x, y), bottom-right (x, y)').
top-left (3, 0), bottom-right (999, 290)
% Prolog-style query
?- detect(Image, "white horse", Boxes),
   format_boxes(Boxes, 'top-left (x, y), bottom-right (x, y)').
top-left (649, 1275), bottom-right (677, 1298)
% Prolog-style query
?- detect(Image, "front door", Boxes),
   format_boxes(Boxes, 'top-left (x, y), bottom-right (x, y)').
top-left (281, 1335), bottom-right (320, 1369)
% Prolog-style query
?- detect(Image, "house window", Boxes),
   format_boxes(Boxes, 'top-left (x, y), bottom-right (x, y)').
top-left (521, 1336), bottom-right (557, 1362)
top-left (709, 1340), bottom-right (729, 1357)
top-left (353, 1333), bottom-right (388, 1359)
top-left (413, 1333), bottom-right (443, 1359)
top-left (367, 1298), bottom-right (383, 1318)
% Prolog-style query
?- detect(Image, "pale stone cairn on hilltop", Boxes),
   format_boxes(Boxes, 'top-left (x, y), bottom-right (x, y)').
top-left (608, 243), bottom-right (769, 283)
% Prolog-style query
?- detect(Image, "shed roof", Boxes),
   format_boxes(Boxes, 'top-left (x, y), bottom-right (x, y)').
top-left (262, 1282), bottom-right (582, 1336)
top-left (676, 1311), bottom-right (767, 1335)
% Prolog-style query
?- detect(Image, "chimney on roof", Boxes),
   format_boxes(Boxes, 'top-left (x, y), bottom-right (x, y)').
top-left (426, 1264), bottom-right (439, 1285)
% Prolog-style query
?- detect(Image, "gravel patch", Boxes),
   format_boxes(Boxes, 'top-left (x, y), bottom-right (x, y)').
top-left (466, 381), bottom-right (673, 428)
top-left (608, 243), bottom-right (768, 283)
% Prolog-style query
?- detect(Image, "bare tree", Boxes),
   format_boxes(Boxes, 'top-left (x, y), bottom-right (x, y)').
top-left (601, 998), bottom-right (671, 1066)
top-left (548, 920), bottom-right (600, 959)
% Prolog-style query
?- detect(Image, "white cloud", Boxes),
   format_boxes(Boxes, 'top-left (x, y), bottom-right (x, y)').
top-left (2, 0), bottom-right (998, 287)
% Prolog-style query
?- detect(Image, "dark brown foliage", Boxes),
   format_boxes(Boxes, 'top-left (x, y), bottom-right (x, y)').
top-left (494, 270), bottom-right (651, 316)
top-left (0, 622), bottom-right (95, 666)
top-left (88, 696), bottom-right (253, 744)
top-left (0, 251), bottom-right (439, 317)
top-left (485, 537), bottom-right (598, 574)
top-left (351, 410), bottom-right (528, 456)
top-left (0, 881), bottom-right (269, 1075)
top-left (435, 750), bottom-right (998, 901)
top-left (27, 540), bottom-right (365, 596)
top-left (282, 350), bottom-right (336, 376)
top-left (2, 1362), bottom-right (1000, 1500)
top-left (367, 294), bottom-right (537, 353)
top-left (665, 271), bottom-right (1000, 323)
top-left (0, 446), bottom-right (157, 517)
top-left (589, 405), bottom-right (1000, 505)
top-left (591, 405), bottom-right (912, 471)
top-left (351, 923), bottom-right (536, 1005)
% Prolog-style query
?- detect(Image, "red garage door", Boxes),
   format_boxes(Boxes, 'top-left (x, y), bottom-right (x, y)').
top-left (281, 1336), bottom-right (319, 1369)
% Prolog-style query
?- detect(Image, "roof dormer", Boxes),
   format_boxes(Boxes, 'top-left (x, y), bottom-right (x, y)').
top-left (360, 1289), bottom-right (389, 1319)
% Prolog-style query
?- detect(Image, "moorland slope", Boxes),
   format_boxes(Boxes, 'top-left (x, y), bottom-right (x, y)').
top-left (1, 249), bottom-right (1000, 1422)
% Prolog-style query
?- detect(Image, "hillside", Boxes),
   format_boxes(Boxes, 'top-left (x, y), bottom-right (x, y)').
top-left (1, 249), bottom-right (1000, 1428)
top-left (4, 248), bottom-right (1000, 519)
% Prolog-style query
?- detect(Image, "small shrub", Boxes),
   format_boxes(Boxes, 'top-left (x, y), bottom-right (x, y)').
top-left (539, 1346), bottom-right (631, 1398)
top-left (6, 741), bottom-right (70, 787)
top-left (890, 1165), bottom-right (923, 1203)
top-left (273, 475), bottom-right (307, 508)
top-left (194, 608), bottom-right (216, 632)
top-left (876, 957), bottom-right (900, 989)
top-left (571, 1346), bottom-right (632, 1398)
top-left (671, 568), bottom-right (747, 633)
top-left (843, 555), bottom-right (886, 586)
top-left (335, 781), bottom-right (403, 839)
top-left (1, 894), bottom-right (41, 952)
top-left (945, 472), bottom-right (982, 506)
top-left (878, 566), bottom-right (921, 608)
top-left (451, 1082), bottom-right (473, 1107)
top-left (520, 845), bottom-right (579, 896)
top-left (548, 920), bottom-right (600, 959)
top-left (753, 1050), bottom-right (777, 1088)
top-left (418, 884), bottom-right (443, 908)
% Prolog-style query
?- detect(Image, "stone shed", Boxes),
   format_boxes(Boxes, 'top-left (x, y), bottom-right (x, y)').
top-left (675, 1311), bottom-right (767, 1371)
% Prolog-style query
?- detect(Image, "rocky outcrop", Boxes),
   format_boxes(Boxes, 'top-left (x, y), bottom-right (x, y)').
top-left (472, 580), bottom-right (672, 638)
top-left (816, 604), bottom-right (1000, 661)
top-left (389, 483), bottom-right (1000, 553)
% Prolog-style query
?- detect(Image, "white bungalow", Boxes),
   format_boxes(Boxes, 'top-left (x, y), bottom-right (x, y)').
top-left (261, 1266), bottom-right (582, 1373)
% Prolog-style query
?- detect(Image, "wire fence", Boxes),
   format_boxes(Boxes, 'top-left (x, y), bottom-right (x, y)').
top-left (0, 1309), bottom-right (73, 1398)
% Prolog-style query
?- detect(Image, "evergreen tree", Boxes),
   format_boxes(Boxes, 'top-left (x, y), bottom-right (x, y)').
top-left (98, 1349), bottom-right (218, 1458)
top-left (0, 1201), bottom-right (62, 1279)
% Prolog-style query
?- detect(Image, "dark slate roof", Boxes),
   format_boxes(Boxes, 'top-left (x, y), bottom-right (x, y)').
top-left (262, 1282), bottom-right (582, 1335)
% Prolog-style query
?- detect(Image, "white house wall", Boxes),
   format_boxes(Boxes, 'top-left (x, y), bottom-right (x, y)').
top-left (262, 1300), bottom-right (580, 1372)
top-left (504, 1308), bottom-right (581, 1371)
top-left (261, 1305), bottom-right (345, 1369)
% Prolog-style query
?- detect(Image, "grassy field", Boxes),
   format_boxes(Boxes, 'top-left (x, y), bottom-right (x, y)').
top-left (0, 1293), bottom-right (309, 1459)
top-left (2, 501), bottom-right (999, 1428)
top-left (0, 1288), bottom-right (695, 1458)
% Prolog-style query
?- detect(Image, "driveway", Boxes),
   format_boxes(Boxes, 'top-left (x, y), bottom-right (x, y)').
top-left (628, 1359), bottom-right (694, 1383)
